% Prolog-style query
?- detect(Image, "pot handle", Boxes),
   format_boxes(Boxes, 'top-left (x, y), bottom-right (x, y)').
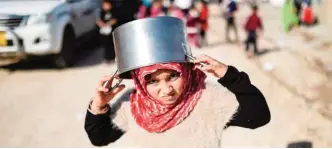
top-left (182, 43), bottom-right (206, 66)
top-left (103, 70), bottom-right (123, 92)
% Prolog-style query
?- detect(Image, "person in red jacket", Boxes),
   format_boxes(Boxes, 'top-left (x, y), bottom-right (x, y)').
top-left (244, 4), bottom-right (263, 58)
top-left (198, 0), bottom-right (209, 47)
top-left (301, 3), bottom-right (317, 26)
top-left (186, 7), bottom-right (200, 48)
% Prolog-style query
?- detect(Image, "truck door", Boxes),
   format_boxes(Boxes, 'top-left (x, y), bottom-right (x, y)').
top-left (67, 0), bottom-right (86, 37)
top-left (78, 0), bottom-right (98, 34)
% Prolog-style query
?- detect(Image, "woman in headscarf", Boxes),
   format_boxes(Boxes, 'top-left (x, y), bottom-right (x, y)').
top-left (84, 58), bottom-right (270, 147)
top-left (84, 17), bottom-right (270, 147)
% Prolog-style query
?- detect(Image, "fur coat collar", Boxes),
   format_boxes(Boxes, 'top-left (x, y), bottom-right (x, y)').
top-left (108, 81), bottom-right (239, 147)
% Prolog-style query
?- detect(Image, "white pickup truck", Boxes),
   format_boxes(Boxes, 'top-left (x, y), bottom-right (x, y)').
top-left (0, 0), bottom-right (101, 68)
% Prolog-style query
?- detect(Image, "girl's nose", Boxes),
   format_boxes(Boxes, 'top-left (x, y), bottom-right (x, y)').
top-left (160, 83), bottom-right (174, 96)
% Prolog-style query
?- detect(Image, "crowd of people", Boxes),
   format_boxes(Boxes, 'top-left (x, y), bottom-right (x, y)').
top-left (96, 0), bottom-right (319, 62)
top-left (97, 0), bottom-right (210, 63)
top-left (96, 0), bottom-right (267, 61)
top-left (221, 0), bottom-right (264, 58)
top-left (137, 0), bottom-right (210, 48)
top-left (282, 0), bottom-right (318, 32)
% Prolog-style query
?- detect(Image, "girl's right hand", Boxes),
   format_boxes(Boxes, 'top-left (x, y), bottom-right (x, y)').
top-left (91, 75), bottom-right (126, 112)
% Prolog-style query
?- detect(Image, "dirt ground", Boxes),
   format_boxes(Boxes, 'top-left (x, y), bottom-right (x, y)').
top-left (0, 2), bottom-right (331, 147)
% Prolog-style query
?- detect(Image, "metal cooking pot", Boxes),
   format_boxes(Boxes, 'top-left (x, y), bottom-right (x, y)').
top-left (113, 16), bottom-right (192, 79)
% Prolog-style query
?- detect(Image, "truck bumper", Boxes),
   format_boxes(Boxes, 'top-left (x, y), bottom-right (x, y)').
top-left (14, 23), bottom-right (58, 55)
top-left (0, 27), bottom-right (26, 66)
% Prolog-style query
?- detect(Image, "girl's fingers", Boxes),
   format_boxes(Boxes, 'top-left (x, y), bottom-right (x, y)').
top-left (97, 86), bottom-right (109, 93)
top-left (194, 63), bottom-right (202, 69)
top-left (200, 65), bottom-right (214, 72)
top-left (112, 84), bottom-right (126, 93)
top-left (98, 74), bottom-right (117, 89)
top-left (196, 63), bottom-right (214, 72)
top-left (103, 80), bottom-right (112, 89)
top-left (99, 75), bottom-right (112, 86)
top-left (194, 54), bottom-right (220, 65)
top-left (97, 83), bottom-right (125, 94)
top-left (109, 84), bottom-right (126, 95)
top-left (194, 55), bottom-right (210, 64)
top-left (114, 74), bottom-right (120, 79)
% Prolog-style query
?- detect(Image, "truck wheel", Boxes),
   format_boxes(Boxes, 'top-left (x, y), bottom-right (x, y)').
top-left (54, 27), bottom-right (76, 68)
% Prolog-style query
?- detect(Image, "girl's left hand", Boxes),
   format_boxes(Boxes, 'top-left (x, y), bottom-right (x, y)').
top-left (194, 55), bottom-right (229, 78)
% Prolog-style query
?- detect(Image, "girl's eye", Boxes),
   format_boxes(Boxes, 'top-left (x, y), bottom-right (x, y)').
top-left (147, 79), bottom-right (158, 85)
top-left (170, 72), bottom-right (180, 80)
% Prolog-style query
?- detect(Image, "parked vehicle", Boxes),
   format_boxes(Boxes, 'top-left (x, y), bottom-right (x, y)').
top-left (0, 0), bottom-right (101, 68)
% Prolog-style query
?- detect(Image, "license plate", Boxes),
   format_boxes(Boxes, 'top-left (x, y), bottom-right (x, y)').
top-left (0, 31), bottom-right (7, 47)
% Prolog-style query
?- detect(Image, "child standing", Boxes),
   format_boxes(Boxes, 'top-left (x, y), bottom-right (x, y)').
top-left (197, 0), bottom-right (209, 47)
top-left (224, 0), bottom-right (239, 42)
top-left (244, 5), bottom-right (263, 58)
top-left (301, 3), bottom-right (316, 26)
top-left (282, 0), bottom-right (299, 32)
top-left (186, 7), bottom-right (201, 48)
top-left (97, 0), bottom-right (118, 63)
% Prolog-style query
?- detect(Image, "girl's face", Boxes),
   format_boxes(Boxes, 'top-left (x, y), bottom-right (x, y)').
top-left (103, 2), bottom-right (112, 11)
top-left (145, 69), bottom-right (185, 105)
top-left (194, 2), bottom-right (203, 11)
top-left (152, 1), bottom-right (162, 8)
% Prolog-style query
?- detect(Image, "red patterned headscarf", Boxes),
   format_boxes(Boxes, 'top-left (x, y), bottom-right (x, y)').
top-left (130, 62), bottom-right (206, 133)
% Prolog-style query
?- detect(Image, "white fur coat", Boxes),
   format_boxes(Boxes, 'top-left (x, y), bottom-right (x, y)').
top-left (107, 81), bottom-right (239, 147)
